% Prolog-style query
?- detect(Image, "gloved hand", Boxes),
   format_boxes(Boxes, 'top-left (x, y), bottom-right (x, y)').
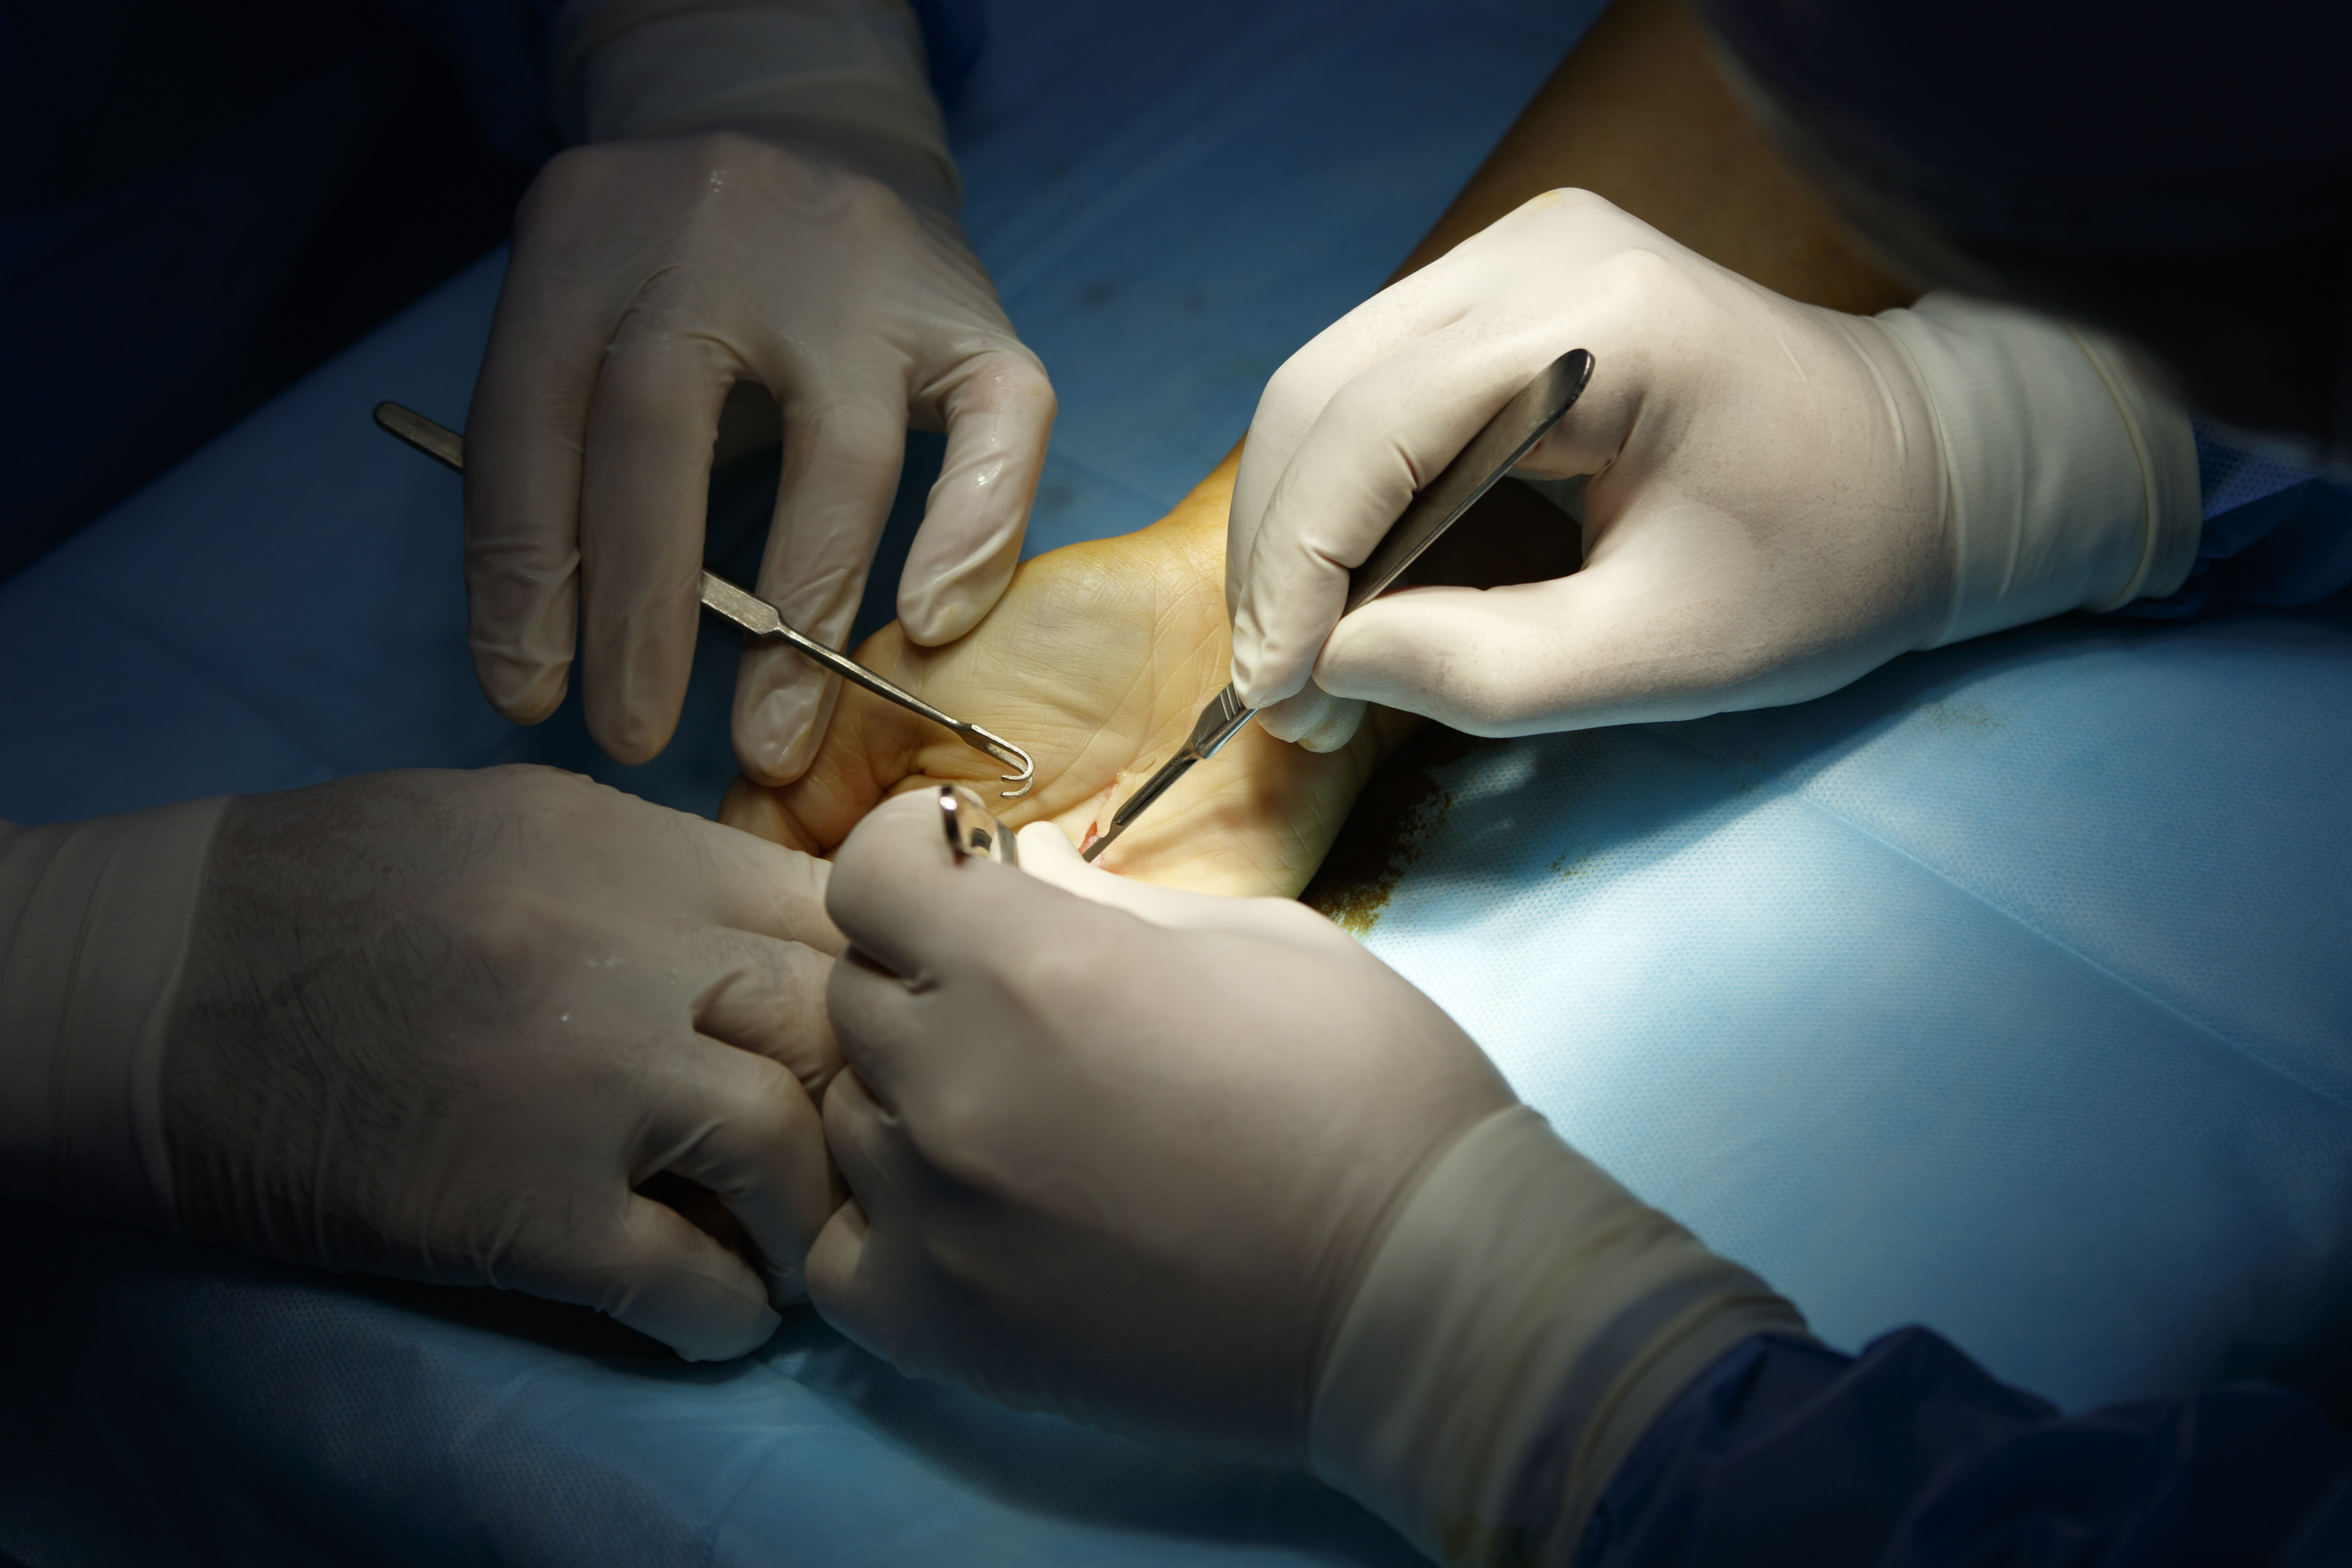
top-left (811, 791), bottom-right (1513, 1449)
top-left (1, 767), bottom-right (845, 1362)
top-left (466, 0), bottom-right (1054, 784)
top-left (717, 452), bottom-right (1419, 900)
top-left (812, 792), bottom-right (1800, 1566)
top-left (1226, 188), bottom-right (2200, 751)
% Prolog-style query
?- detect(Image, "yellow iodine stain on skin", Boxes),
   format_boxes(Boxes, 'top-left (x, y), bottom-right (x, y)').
top-left (1303, 727), bottom-right (1486, 937)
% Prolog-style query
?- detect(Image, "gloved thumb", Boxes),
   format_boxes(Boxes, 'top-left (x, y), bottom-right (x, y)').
top-left (1014, 822), bottom-right (1354, 947)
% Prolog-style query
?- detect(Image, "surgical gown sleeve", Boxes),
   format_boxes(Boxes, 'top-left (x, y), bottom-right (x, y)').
top-left (1576, 1328), bottom-right (2352, 1567)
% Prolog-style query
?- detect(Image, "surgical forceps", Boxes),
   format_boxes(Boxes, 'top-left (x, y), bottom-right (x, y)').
top-left (1081, 349), bottom-right (1593, 861)
top-left (372, 402), bottom-right (1035, 798)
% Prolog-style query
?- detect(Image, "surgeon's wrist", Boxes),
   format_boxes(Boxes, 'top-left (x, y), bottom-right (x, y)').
top-left (722, 120), bottom-right (960, 217)
top-left (557, 0), bottom-right (962, 213)
top-left (1875, 292), bottom-right (2201, 648)
top-left (1308, 1106), bottom-right (1807, 1566)
top-left (0, 797), bottom-right (226, 1229)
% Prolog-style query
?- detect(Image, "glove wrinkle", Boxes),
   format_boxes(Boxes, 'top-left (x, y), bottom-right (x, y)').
top-left (556, 0), bottom-right (958, 206)
top-left (1229, 192), bottom-right (2203, 745)
top-left (1875, 293), bottom-right (2201, 648)
top-left (811, 799), bottom-right (1515, 1463)
top-left (0, 797), bottom-right (226, 1230)
top-left (1309, 1105), bottom-right (1807, 1567)
top-left (70, 768), bottom-right (847, 1359)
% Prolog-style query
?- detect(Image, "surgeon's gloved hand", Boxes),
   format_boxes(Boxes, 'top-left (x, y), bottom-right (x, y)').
top-left (1227, 189), bottom-right (2200, 750)
top-left (810, 792), bottom-right (1512, 1449)
top-left (811, 795), bottom-right (1802, 1564)
top-left (466, 0), bottom-right (1054, 784)
top-left (0, 767), bottom-right (846, 1362)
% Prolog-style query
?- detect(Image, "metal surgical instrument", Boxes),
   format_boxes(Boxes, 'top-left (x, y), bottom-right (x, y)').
top-left (938, 783), bottom-right (1020, 865)
top-left (1080, 349), bottom-right (1593, 861)
top-left (372, 402), bottom-right (1035, 798)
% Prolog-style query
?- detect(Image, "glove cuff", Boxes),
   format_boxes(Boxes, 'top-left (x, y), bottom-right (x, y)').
top-left (0, 797), bottom-right (226, 1229)
top-left (554, 0), bottom-right (960, 207)
top-left (1876, 292), bottom-right (2201, 649)
top-left (1308, 1105), bottom-right (1806, 1567)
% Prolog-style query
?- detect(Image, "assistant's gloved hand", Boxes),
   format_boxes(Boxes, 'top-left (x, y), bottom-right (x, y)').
top-left (810, 792), bottom-right (1512, 1449)
top-left (811, 794), bottom-right (1802, 1563)
top-left (1, 767), bottom-right (844, 1362)
top-left (466, 0), bottom-right (1054, 783)
top-left (1226, 189), bottom-right (2200, 751)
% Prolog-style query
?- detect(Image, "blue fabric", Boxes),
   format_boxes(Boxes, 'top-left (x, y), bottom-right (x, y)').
top-left (2117, 425), bottom-right (2352, 619)
top-left (1581, 1331), bottom-right (2352, 1567)
top-left (2195, 423), bottom-right (2320, 518)
top-left (1, 0), bottom-right (2348, 1562)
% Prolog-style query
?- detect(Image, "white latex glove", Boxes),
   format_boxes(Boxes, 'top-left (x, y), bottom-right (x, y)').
top-left (1, 767), bottom-right (845, 1362)
top-left (466, 0), bottom-right (1054, 783)
top-left (810, 795), bottom-right (1801, 1563)
top-left (1227, 189), bottom-right (2200, 751)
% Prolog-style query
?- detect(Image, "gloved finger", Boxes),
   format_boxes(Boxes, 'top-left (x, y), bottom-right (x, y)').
top-left (1011, 820), bottom-right (1219, 925)
top-left (897, 347), bottom-right (1056, 646)
top-left (733, 381), bottom-right (911, 786)
top-left (666, 812), bottom-right (844, 954)
top-left (805, 1071), bottom-right (935, 1372)
top-left (1227, 265), bottom-right (1492, 593)
top-left (463, 228), bottom-right (610, 725)
top-left (826, 789), bottom-right (1024, 985)
top-left (1228, 319), bottom-right (1576, 712)
top-left (1253, 686), bottom-right (1367, 751)
top-left (808, 1065), bottom-right (995, 1395)
top-left (635, 1040), bottom-right (839, 1305)
top-left (1226, 187), bottom-right (1660, 606)
top-left (577, 330), bottom-right (737, 764)
top-left (1312, 552), bottom-right (1785, 734)
top-left (1014, 822), bottom-right (1351, 948)
top-left (822, 941), bottom-right (942, 1116)
top-left (804, 1192), bottom-right (878, 1349)
top-left (540, 1192), bottom-right (784, 1361)
top-left (824, 794), bottom-right (1068, 1115)
top-left (692, 930), bottom-right (841, 1091)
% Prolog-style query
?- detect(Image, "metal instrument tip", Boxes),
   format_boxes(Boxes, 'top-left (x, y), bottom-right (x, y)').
top-left (1080, 818), bottom-right (1125, 863)
top-left (968, 726), bottom-right (1034, 798)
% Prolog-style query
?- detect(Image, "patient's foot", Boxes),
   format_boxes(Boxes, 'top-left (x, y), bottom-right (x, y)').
top-left (719, 454), bottom-right (1416, 898)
